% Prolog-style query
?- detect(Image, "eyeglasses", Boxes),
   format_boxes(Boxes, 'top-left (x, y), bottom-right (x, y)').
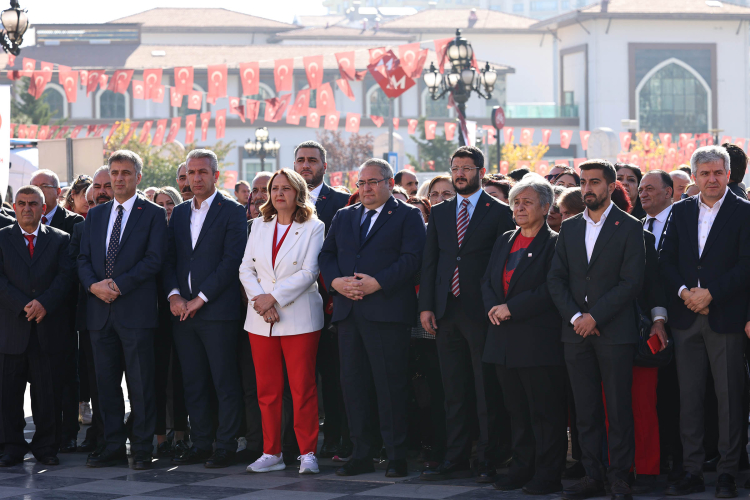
top-left (356, 178), bottom-right (389, 188)
top-left (38, 184), bottom-right (57, 189)
top-left (430, 190), bottom-right (455, 200)
top-left (449, 166), bottom-right (481, 174)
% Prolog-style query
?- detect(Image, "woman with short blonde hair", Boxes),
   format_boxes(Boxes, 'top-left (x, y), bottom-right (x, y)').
top-left (259, 169), bottom-right (316, 223)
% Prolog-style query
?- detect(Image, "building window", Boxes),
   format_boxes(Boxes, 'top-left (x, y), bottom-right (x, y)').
top-left (96, 89), bottom-right (129, 119)
top-left (366, 84), bottom-right (398, 117)
top-left (637, 58), bottom-right (710, 136)
top-left (531, 1), bottom-right (558, 11)
top-left (512, 3), bottom-right (524, 12)
top-left (174, 84), bottom-right (207, 117)
top-left (41, 84), bottom-right (66, 120)
top-left (421, 88), bottom-right (453, 118)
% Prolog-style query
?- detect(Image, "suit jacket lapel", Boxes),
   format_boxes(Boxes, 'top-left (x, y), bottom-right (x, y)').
top-left (274, 221), bottom-right (303, 269)
top-left (460, 191), bottom-right (491, 250)
top-left (9, 224), bottom-right (32, 266)
top-left (702, 191), bottom-right (738, 258)
top-left (351, 204), bottom-right (364, 248)
top-left (194, 192), bottom-right (224, 251)
top-left (588, 205), bottom-right (623, 269)
top-left (686, 197), bottom-right (700, 260)
top-left (363, 197), bottom-right (397, 245)
top-left (493, 228), bottom-right (517, 302)
top-left (31, 224), bottom-right (51, 264)
top-left (446, 197), bottom-right (459, 253)
top-left (315, 183), bottom-right (332, 217)
top-left (118, 196), bottom-right (146, 249)
top-left (507, 225), bottom-right (550, 296)
top-left (50, 206), bottom-right (65, 230)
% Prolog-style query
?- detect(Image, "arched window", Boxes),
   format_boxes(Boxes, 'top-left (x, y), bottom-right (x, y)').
top-left (41, 84), bottom-right (67, 119)
top-left (421, 88), bottom-right (453, 118)
top-left (96, 88), bottom-right (129, 119)
top-left (366, 84), bottom-right (398, 117)
top-left (637, 58), bottom-right (710, 136)
top-left (174, 84), bottom-right (207, 117)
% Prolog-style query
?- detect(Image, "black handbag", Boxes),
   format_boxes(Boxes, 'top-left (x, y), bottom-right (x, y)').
top-left (633, 302), bottom-right (673, 368)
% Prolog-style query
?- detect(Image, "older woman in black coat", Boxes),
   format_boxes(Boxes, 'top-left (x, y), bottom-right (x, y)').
top-left (481, 174), bottom-right (566, 495)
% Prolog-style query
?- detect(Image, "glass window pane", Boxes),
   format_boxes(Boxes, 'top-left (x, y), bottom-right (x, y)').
top-left (41, 88), bottom-right (64, 119)
top-left (100, 90), bottom-right (125, 119)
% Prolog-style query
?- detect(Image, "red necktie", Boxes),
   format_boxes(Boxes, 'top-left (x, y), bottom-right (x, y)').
top-left (24, 234), bottom-right (34, 258)
top-left (41, 216), bottom-right (48, 224)
top-left (451, 199), bottom-right (470, 297)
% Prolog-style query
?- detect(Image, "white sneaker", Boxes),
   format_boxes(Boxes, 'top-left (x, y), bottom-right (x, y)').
top-left (299, 452), bottom-right (319, 474)
top-left (236, 436), bottom-right (247, 453)
top-left (79, 402), bottom-right (92, 425)
top-left (247, 453), bottom-right (286, 473)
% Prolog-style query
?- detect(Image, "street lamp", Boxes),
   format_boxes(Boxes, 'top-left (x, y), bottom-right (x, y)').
top-left (0, 0), bottom-right (28, 56)
top-left (423, 29), bottom-right (497, 145)
top-left (243, 127), bottom-right (280, 172)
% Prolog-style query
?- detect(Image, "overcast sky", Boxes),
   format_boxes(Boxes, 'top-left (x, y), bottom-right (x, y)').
top-left (27, 0), bottom-right (327, 25)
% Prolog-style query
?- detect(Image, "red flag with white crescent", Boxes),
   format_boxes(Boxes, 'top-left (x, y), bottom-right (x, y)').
top-left (408, 119), bottom-right (418, 135)
top-left (49, 126), bottom-right (60, 139)
top-left (239, 62), bottom-right (260, 96)
top-left (170, 87), bottom-right (183, 108)
top-left (27, 125), bottom-right (38, 139)
top-left (504, 127), bottom-right (514, 144)
top-left (86, 69), bottom-right (104, 96)
top-left (541, 129), bottom-right (551, 146)
top-left (659, 133), bottom-right (672, 148)
top-left (371, 115), bottom-right (384, 128)
top-left (336, 78), bottom-right (355, 101)
top-left (345, 113), bottom-right (361, 133)
top-left (264, 94), bottom-right (291, 123)
top-left (560, 130), bottom-right (572, 149)
top-left (215, 109), bottom-right (227, 139)
top-left (620, 132), bottom-right (632, 151)
top-left (316, 83), bottom-right (336, 113)
top-left (368, 47), bottom-right (386, 65)
top-left (444, 122), bottom-right (457, 141)
top-left (187, 91), bottom-right (202, 110)
top-left (200, 112), bottom-right (211, 141)
top-left (29, 71), bottom-right (48, 99)
top-left (425, 120), bottom-right (437, 140)
top-left (207, 64), bottom-right (227, 100)
top-left (20, 57), bottom-right (35, 77)
top-left (85, 125), bottom-right (96, 137)
top-left (132, 80), bottom-right (145, 99)
top-left (122, 122), bottom-right (139, 145)
top-left (521, 128), bottom-right (535, 145)
top-left (105, 123), bottom-right (119, 142)
top-left (289, 89), bottom-right (310, 119)
top-left (143, 69), bottom-right (162, 100)
top-left (580, 130), bottom-right (591, 151)
top-left (393, 118), bottom-right (400, 130)
top-left (246, 100), bottom-right (260, 124)
top-left (108, 69), bottom-right (133, 94)
top-left (152, 119), bottom-right (168, 146)
top-left (139, 122), bottom-right (152, 144)
top-left (174, 67), bottom-right (193, 96)
top-left (70, 125), bottom-right (83, 139)
top-left (324, 111), bottom-right (340, 131)
top-left (306, 109), bottom-right (321, 129)
top-left (57, 65), bottom-right (71, 84)
top-left (273, 59), bottom-right (294, 93)
top-left (151, 85), bottom-right (165, 103)
top-left (433, 38), bottom-right (453, 74)
top-left (184, 114), bottom-right (197, 144)
top-left (229, 97), bottom-right (245, 123)
top-left (79, 70), bottom-right (88, 89)
top-left (398, 43), bottom-right (420, 76)
top-left (409, 49), bottom-right (429, 79)
top-left (166, 117), bottom-right (181, 144)
top-left (303, 55), bottom-right (324, 90)
top-left (38, 126), bottom-right (50, 140)
top-left (335, 51), bottom-right (356, 81)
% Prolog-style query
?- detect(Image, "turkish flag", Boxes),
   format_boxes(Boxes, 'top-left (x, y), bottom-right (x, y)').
top-left (6, 70), bottom-right (19, 81)
top-left (174, 67), bottom-right (194, 95)
top-left (541, 129), bottom-right (551, 146)
top-left (499, 161), bottom-right (509, 175)
top-left (580, 130), bottom-right (591, 151)
top-left (536, 160), bottom-right (550, 177)
top-left (520, 128), bottom-right (534, 145)
top-left (78, 70), bottom-right (88, 89)
top-left (574, 158), bottom-right (587, 170)
top-left (306, 109), bottom-right (321, 129)
top-left (29, 71), bottom-right (48, 99)
top-left (620, 132), bottom-right (632, 151)
top-left (86, 69), bottom-right (104, 96)
top-left (49, 126), bottom-right (60, 139)
top-left (288, 89), bottom-right (310, 121)
top-left (170, 87), bottom-right (183, 107)
top-left (187, 90), bottom-right (202, 110)
top-left (685, 139), bottom-right (697, 157)
top-left (151, 85), bottom-right (165, 103)
top-left (200, 112), bottom-right (211, 141)
top-left (185, 114), bottom-right (197, 144)
top-left (433, 38), bottom-right (453, 74)
top-left (348, 171), bottom-right (359, 187)
top-left (409, 49), bottom-right (429, 79)
top-left (393, 118), bottom-right (400, 130)
top-left (139, 121), bottom-right (152, 144)
top-left (229, 97), bottom-right (245, 123)
top-left (316, 83), bottom-right (336, 113)
top-left (152, 119), bottom-right (168, 146)
top-left (560, 130), bottom-right (573, 149)
top-left (215, 109), bottom-right (227, 139)
top-left (371, 115), bottom-right (384, 128)
top-left (398, 43), bottom-right (420, 75)
top-left (132, 80), bottom-right (145, 99)
top-left (659, 133), bottom-right (672, 148)
top-left (166, 117), bottom-right (181, 144)
top-left (6, 53), bottom-right (14, 68)
top-left (330, 171), bottom-right (343, 187)
top-left (208, 64), bottom-right (228, 100)
top-left (246, 100), bottom-right (261, 124)
top-left (143, 68), bottom-right (162, 100)
top-left (38, 126), bottom-right (50, 140)
top-left (642, 132), bottom-right (653, 146)
top-left (444, 122), bottom-right (457, 141)
top-left (345, 113), bottom-right (361, 133)
top-left (27, 125), bottom-right (38, 139)
top-left (369, 47), bottom-right (386, 65)
top-left (303, 55), bottom-right (324, 90)
top-left (504, 127), bottom-right (514, 144)
top-left (678, 133), bottom-right (692, 148)
top-left (70, 125), bottom-right (83, 139)
top-left (16, 124), bottom-right (26, 139)
top-left (239, 62), bottom-right (260, 96)
top-left (122, 122), bottom-right (139, 145)
top-left (264, 93), bottom-right (292, 123)
top-left (336, 78), bottom-right (355, 101)
top-left (720, 135), bottom-right (732, 145)
top-left (335, 51), bottom-right (356, 81)
top-left (425, 120), bottom-right (437, 140)
top-left (736, 138), bottom-right (746, 151)
top-left (108, 70), bottom-right (133, 94)
top-left (20, 57), bottom-right (35, 77)
top-left (408, 119), bottom-right (418, 135)
top-left (98, 74), bottom-right (109, 92)
top-left (107, 123), bottom-right (121, 142)
top-left (273, 59), bottom-right (294, 93)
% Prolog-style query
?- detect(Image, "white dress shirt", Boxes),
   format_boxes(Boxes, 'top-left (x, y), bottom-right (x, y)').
top-left (360, 202), bottom-right (386, 237)
top-left (455, 189), bottom-right (483, 221)
top-left (22, 224), bottom-right (40, 246)
top-left (678, 187), bottom-right (729, 297)
top-left (570, 201), bottom-right (614, 325)
top-left (42, 204), bottom-right (57, 225)
top-left (105, 194), bottom-right (137, 250)
top-left (644, 204), bottom-right (672, 250)
top-left (309, 184), bottom-right (323, 204)
top-left (168, 190), bottom-right (217, 303)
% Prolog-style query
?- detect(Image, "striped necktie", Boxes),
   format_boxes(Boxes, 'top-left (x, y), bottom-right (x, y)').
top-left (451, 198), bottom-right (470, 297)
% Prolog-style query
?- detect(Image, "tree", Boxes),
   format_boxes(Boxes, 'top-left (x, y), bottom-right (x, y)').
top-left (10, 77), bottom-right (61, 125)
top-left (407, 117), bottom-right (457, 172)
top-left (316, 130), bottom-right (374, 172)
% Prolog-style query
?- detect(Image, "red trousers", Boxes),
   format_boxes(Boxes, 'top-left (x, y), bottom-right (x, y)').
top-left (248, 331), bottom-right (321, 455)
top-left (604, 366), bottom-right (660, 475)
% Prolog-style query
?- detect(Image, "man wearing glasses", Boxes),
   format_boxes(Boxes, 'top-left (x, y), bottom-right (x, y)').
top-left (419, 146), bottom-right (515, 484)
top-left (319, 158), bottom-right (426, 479)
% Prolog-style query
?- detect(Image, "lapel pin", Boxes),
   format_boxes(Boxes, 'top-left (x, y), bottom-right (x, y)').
top-left (388, 211), bottom-right (392, 214)
top-left (137, 207), bottom-right (143, 210)
top-left (321, 196), bottom-right (326, 200)
top-left (615, 221), bottom-right (620, 226)
top-left (528, 253), bottom-right (532, 257)
top-left (218, 202), bottom-right (222, 205)
top-left (486, 203), bottom-right (490, 206)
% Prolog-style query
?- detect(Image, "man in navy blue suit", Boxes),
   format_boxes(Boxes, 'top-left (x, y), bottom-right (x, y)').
top-left (78, 150), bottom-right (167, 470)
top-left (319, 158), bottom-right (426, 478)
top-left (164, 149), bottom-right (246, 468)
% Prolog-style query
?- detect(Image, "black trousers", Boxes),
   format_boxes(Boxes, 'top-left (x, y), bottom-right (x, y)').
top-left (411, 338), bottom-right (447, 461)
top-left (60, 332), bottom-right (79, 442)
top-left (496, 364), bottom-right (567, 482)
top-left (1, 328), bottom-right (61, 459)
top-left (90, 317), bottom-right (156, 454)
top-left (154, 315), bottom-right (187, 435)
top-left (317, 324), bottom-right (348, 446)
top-left (79, 330), bottom-right (104, 445)
top-left (564, 339), bottom-right (635, 483)
top-left (173, 318), bottom-right (242, 451)
top-left (657, 356), bottom-right (682, 468)
top-left (238, 328), bottom-right (263, 452)
top-left (338, 305), bottom-right (410, 461)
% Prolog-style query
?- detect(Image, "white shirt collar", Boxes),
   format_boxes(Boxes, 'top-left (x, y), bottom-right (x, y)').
top-left (192, 189), bottom-right (218, 212)
top-left (650, 204), bottom-right (673, 223)
top-left (458, 189), bottom-right (483, 208)
top-left (113, 193), bottom-right (138, 213)
top-left (699, 187), bottom-right (729, 211)
top-left (582, 200), bottom-right (614, 226)
top-left (364, 201), bottom-right (386, 216)
top-left (309, 183), bottom-right (323, 202)
top-left (44, 204), bottom-right (57, 223)
top-left (22, 223), bottom-right (40, 237)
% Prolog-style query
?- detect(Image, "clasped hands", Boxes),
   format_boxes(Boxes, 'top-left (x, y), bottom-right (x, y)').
top-left (169, 294), bottom-right (206, 321)
top-left (331, 273), bottom-right (381, 301)
top-left (680, 287), bottom-right (711, 315)
top-left (24, 299), bottom-right (46, 323)
top-left (251, 293), bottom-right (279, 324)
top-left (488, 304), bottom-right (511, 326)
top-left (573, 313), bottom-right (600, 338)
top-left (90, 279), bottom-right (120, 304)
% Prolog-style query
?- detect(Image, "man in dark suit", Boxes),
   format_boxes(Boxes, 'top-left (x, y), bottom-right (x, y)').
top-left (418, 146), bottom-right (515, 483)
top-left (660, 146), bottom-right (750, 497)
top-left (723, 143), bottom-right (748, 200)
top-left (0, 185), bottom-right (74, 466)
top-left (0, 210), bottom-right (13, 229)
top-left (320, 158), bottom-right (425, 478)
top-left (294, 140), bottom-right (350, 458)
top-left (78, 150), bottom-right (167, 470)
top-left (548, 159), bottom-right (645, 500)
top-left (164, 149), bottom-right (246, 468)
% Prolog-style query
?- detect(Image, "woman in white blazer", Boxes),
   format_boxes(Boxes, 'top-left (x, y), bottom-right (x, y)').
top-left (239, 168), bottom-right (325, 475)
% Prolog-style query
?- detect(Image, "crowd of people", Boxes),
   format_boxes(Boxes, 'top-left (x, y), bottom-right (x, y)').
top-left (1, 137), bottom-right (750, 500)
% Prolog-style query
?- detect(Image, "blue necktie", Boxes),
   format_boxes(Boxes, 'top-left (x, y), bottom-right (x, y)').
top-left (105, 205), bottom-right (123, 279)
top-left (360, 209), bottom-right (376, 245)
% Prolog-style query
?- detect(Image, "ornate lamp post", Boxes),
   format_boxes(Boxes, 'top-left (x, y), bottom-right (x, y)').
top-left (423, 29), bottom-right (497, 146)
top-left (243, 127), bottom-right (280, 172)
top-left (0, 0), bottom-right (29, 56)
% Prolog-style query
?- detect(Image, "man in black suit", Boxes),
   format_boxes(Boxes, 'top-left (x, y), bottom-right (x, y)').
top-left (418, 146), bottom-right (515, 483)
top-left (294, 140), bottom-right (350, 458)
top-left (660, 146), bottom-right (750, 497)
top-left (164, 149), bottom-right (246, 468)
top-left (548, 159), bottom-right (645, 500)
top-left (0, 210), bottom-right (13, 229)
top-left (320, 158), bottom-right (425, 478)
top-left (78, 150), bottom-right (167, 470)
top-left (0, 185), bottom-right (74, 466)
top-left (723, 143), bottom-right (748, 200)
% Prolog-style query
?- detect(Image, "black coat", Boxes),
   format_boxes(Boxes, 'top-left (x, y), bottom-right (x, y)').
top-left (50, 206), bottom-right (83, 235)
top-left (548, 203), bottom-right (646, 344)
top-left (70, 221), bottom-right (87, 331)
top-left (481, 225), bottom-right (563, 367)
top-left (315, 183), bottom-right (349, 235)
top-left (419, 190), bottom-right (515, 321)
top-left (0, 211), bottom-right (13, 229)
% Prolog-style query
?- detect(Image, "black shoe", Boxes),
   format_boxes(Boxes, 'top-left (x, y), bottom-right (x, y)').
top-left (715, 473), bottom-right (738, 498)
top-left (77, 438), bottom-right (97, 453)
top-left (385, 459), bottom-right (407, 478)
top-left (523, 478), bottom-right (563, 495)
top-left (476, 459), bottom-right (496, 484)
top-left (0, 454), bottom-right (22, 467)
top-left (703, 455), bottom-right (720, 472)
top-left (59, 438), bottom-right (77, 453)
top-left (155, 441), bottom-right (174, 458)
top-left (86, 447), bottom-right (127, 468)
top-left (562, 476), bottom-right (606, 500)
top-left (610, 478), bottom-right (633, 500)
top-left (319, 440), bottom-right (340, 459)
top-left (132, 450), bottom-right (152, 470)
top-left (667, 463), bottom-right (683, 483)
top-left (87, 443), bottom-right (106, 461)
top-left (665, 472), bottom-right (705, 496)
top-left (563, 461), bottom-right (586, 479)
top-left (493, 474), bottom-right (532, 491)
top-left (419, 460), bottom-right (472, 481)
top-left (338, 438), bottom-right (353, 459)
top-left (335, 457), bottom-right (375, 476)
top-left (631, 474), bottom-right (657, 494)
top-left (171, 446), bottom-right (212, 465)
top-left (173, 439), bottom-right (189, 456)
top-left (205, 448), bottom-right (234, 468)
top-left (37, 455), bottom-right (59, 466)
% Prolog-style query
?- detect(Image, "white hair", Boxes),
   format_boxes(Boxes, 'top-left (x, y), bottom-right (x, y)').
top-left (508, 172), bottom-right (553, 209)
top-left (669, 169), bottom-right (691, 182)
top-left (30, 169), bottom-right (60, 188)
top-left (358, 158), bottom-right (394, 180)
top-left (690, 145), bottom-right (730, 177)
top-left (186, 148), bottom-right (219, 173)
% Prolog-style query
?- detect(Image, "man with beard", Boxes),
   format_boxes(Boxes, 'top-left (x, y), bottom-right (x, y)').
top-left (176, 163), bottom-right (193, 201)
top-left (419, 146), bottom-right (515, 483)
top-left (548, 160), bottom-right (645, 500)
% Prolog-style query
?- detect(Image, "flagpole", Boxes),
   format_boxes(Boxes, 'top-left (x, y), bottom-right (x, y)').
top-left (388, 98), bottom-right (394, 156)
